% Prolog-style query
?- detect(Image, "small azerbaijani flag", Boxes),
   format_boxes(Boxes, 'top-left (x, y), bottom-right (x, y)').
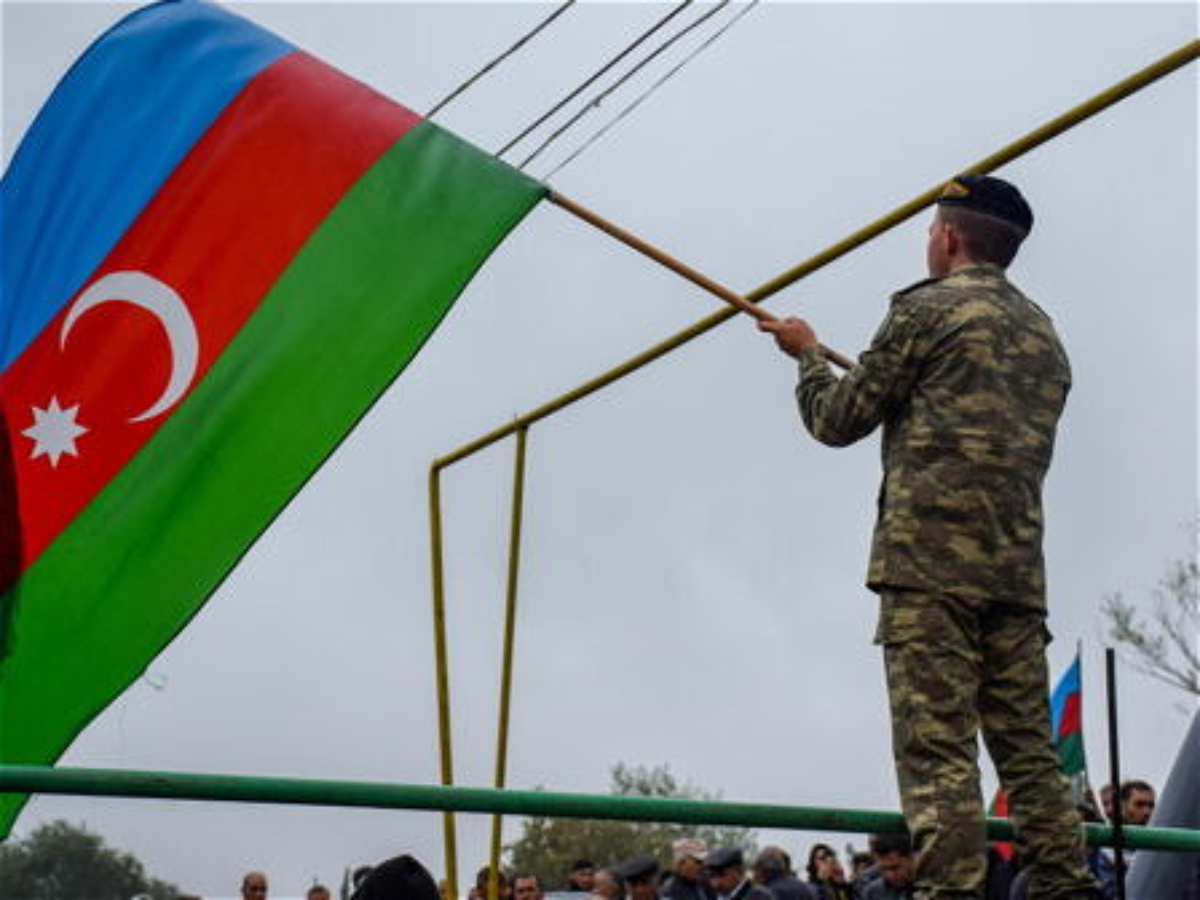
top-left (1050, 653), bottom-right (1087, 787)
top-left (990, 650), bottom-right (1089, 858)
top-left (0, 0), bottom-right (545, 833)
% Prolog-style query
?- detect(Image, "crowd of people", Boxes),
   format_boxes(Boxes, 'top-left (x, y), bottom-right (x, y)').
top-left (453, 781), bottom-right (1156, 900)
top-left (225, 780), bottom-right (1155, 900)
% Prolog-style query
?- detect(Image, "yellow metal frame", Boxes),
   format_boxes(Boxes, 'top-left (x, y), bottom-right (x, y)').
top-left (427, 38), bottom-right (1200, 900)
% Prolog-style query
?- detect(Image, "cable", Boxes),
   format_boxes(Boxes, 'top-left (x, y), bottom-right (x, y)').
top-left (496, 0), bottom-right (695, 159)
top-left (543, 0), bottom-right (759, 180)
top-left (426, 0), bottom-right (577, 119)
top-left (517, 0), bottom-right (732, 170)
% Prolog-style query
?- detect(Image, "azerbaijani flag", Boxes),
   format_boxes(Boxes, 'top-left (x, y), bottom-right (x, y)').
top-left (0, 0), bottom-right (544, 833)
top-left (1050, 653), bottom-right (1086, 777)
top-left (989, 650), bottom-right (1089, 858)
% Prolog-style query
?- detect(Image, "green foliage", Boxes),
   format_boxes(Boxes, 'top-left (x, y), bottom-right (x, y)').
top-left (0, 819), bottom-right (180, 900)
top-left (505, 763), bottom-right (756, 889)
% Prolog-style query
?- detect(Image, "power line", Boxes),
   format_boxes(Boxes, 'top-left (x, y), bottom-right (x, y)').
top-left (543, 0), bottom-right (760, 180)
top-left (517, 0), bottom-right (733, 171)
top-left (426, 0), bottom-right (578, 120)
top-left (496, 0), bottom-right (695, 159)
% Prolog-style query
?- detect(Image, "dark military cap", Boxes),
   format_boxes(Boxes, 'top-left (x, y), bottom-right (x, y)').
top-left (704, 848), bottom-right (744, 871)
top-left (937, 174), bottom-right (1033, 234)
top-left (615, 856), bottom-right (660, 882)
top-left (351, 854), bottom-right (439, 900)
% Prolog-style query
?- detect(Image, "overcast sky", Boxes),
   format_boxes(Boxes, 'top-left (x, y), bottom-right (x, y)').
top-left (2, 1), bottom-right (1198, 898)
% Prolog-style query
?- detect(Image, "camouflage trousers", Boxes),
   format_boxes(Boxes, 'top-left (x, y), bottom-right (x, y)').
top-left (877, 590), bottom-right (1098, 900)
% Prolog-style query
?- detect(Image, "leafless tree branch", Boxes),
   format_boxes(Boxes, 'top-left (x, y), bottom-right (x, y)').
top-left (1102, 545), bottom-right (1200, 696)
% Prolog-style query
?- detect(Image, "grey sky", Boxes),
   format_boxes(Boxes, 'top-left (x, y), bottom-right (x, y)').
top-left (2, 2), bottom-right (1198, 898)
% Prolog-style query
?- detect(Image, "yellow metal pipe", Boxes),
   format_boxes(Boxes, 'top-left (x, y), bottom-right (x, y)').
top-left (488, 427), bottom-right (530, 900)
top-left (746, 37), bottom-right (1200, 304)
top-left (428, 465), bottom-right (459, 898)
top-left (432, 308), bottom-right (731, 470)
top-left (431, 38), bottom-right (1199, 471)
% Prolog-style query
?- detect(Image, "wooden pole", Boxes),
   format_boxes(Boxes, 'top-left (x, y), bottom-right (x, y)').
top-left (549, 191), bottom-right (856, 371)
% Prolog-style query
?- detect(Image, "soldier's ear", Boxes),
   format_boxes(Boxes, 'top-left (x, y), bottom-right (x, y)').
top-left (942, 222), bottom-right (962, 257)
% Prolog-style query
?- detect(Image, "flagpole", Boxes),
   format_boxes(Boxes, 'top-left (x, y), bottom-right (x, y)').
top-left (1077, 638), bottom-right (1091, 805)
top-left (548, 191), bottom-right (856, 371)
top-left (1106, 647), bottom-right (1128, 900)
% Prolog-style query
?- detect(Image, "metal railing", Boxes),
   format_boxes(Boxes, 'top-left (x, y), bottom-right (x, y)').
top-left (3, 764), bottom-right (1199, 853)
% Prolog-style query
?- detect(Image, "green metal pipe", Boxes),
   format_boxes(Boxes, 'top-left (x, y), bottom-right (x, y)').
top-left (3, 765), bottom-right (1198, 852)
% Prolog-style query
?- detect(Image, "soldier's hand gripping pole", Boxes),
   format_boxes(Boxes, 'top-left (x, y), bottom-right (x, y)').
top-left (549, 191), bottom-right (855, 371)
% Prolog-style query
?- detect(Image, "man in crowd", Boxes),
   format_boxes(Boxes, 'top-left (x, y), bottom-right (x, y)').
top-left (242, 871), bottom-right (269, 900)
top-left (759, 175), bottom-right (1098, 899)
top-left (1120, 780), bottom-right (1156, 826)
top-left (592, 868), bottom-right (625, 900)
top-left (1098, 785), bottom-right (1117, 823)
top-left (514, 874), bottom-right (544, 900)
top-left (617, 857), bottom-right (662, 900)
top-left (861, 834), bottom-right (915, 900)
top-left (471, 866), bottom-right (510, 900)
top-left (351, 854), bottom-right (439, 900)
top-left (568, 860), bottom-right (597, 893)
top-left (752, 846), bottom-right (816, 900)
top-left (705, 848), bottom-right (774, 900)
top-left (849, 853), bottom-right (875, 887)
top-left (307, 886), bottom-right (332, 900)
top-left (664, 837), bottom-right (715, 900)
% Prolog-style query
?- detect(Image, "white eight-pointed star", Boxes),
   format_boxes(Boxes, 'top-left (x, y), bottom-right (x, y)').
top-left (22, 397), bottom-right (89, 467)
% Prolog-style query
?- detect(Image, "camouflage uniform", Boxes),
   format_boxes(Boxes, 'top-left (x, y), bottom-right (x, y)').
top-left (795, 263), bottom-right (1097, 899)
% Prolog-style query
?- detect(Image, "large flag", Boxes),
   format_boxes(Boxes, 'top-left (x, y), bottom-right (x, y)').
top-left (990, 650), bottom-right (1090, 857)
top-left (0, 0), bottom-right (544, 833)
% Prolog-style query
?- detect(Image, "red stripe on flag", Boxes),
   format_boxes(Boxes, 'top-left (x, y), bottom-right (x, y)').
top-left (1058, 692), bottom-right (1082, 740)
top-left (0, 52), bottom-right (418, 583)
top-left (989, 790), bottom-right (1015, 860)
top-left (992, 791), bottom-right (1009, 817)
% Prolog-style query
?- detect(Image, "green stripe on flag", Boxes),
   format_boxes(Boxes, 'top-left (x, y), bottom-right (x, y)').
top-left (0, 122), bottom-right (544, 831)
top-left (1057, 731), bottom-right (1086, 776)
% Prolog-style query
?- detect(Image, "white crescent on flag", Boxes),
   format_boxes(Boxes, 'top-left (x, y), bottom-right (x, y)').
top-left (60, 270), bottom-right (200, 423)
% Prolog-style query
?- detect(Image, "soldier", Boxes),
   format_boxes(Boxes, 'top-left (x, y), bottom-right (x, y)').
top-left (759, 175), bottom-right (1099, 900)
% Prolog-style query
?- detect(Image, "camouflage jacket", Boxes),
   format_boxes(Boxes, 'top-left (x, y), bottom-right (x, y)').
top-left (795, 263), bottom-right (1070, 608)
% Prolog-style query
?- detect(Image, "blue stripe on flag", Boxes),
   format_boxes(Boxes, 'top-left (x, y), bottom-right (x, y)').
top-left (0, 0), bottom-right (292, 374)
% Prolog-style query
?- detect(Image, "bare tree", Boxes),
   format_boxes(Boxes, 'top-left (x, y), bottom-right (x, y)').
top-left (1103, 548), bottom-right (1199, 697)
